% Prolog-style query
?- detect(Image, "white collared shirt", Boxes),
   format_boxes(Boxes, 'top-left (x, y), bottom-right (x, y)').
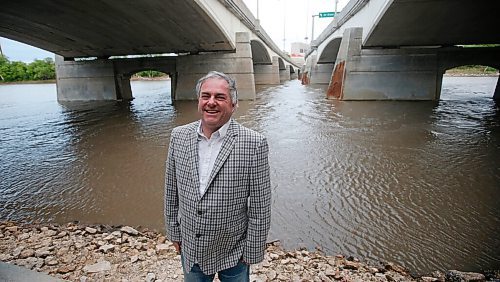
top-left (197, 120), bottom-right (230, 196)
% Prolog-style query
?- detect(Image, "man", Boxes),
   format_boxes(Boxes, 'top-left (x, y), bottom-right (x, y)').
top-left (164, 71), bottom-right (272, 281)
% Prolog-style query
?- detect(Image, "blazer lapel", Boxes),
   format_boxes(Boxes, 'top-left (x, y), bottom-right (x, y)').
top-left (205, 120), bottom-right (238, 191)
top-left (188, 122), bottom-right (201, 201)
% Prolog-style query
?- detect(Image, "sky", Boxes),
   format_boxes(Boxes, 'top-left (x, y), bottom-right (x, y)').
top-left (0, 0), bottom-right (347, 62)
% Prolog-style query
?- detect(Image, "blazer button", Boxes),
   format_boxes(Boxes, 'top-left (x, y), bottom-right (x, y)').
top-left (197, 210), bottom-right (203, 215)
top-left (196, 234), bottom-right (202, 238)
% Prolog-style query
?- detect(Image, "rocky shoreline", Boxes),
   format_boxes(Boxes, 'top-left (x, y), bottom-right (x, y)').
top-left (0, 222), bottom-right (497, 282)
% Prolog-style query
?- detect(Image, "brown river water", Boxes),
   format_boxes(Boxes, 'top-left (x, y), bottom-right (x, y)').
top-left (0, 77), bottom-right (499, 274)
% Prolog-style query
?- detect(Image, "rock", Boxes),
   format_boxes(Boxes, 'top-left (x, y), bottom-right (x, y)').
top-left (445, 270), bottom-right (485, 282)
top-left (57, 265), bottom-right (76, 274)
top-left (120, 226), bottom-right (139, 236)
top-left (146, 272), bottom-right (156, 282)
top-left (344, 261), bottom-right (360, 270)
top-left (385, 262), bottom-right (409, 275)
top-left (85, 227), bottom-right (97, 234)
top-left (432, 270), bottom-right (446, 281)
top-left (269, 253), bottom-right (279, 260)
top-left (99, 244), bottom-right (115, 253)
top-left (45, 230), bottom-right (57, 237)
top-left (83, 260), bottom-right (111, 273)
top-left (55, 231), bottom-right (67, 238)
top-left (19, 249), bottom-right (35, 259)
top-left (45, 257), bottom-right (59, 266)
top-left (35, 247), bottom-right (52, 258)
top-left (6, 226), bottom-right (18, 232)
top-left (156, 244), bottom-right (171, 255)
top-left (421, 277), bottom-right (439, 282)
top-left (130, 255), bottom-right (139, 263)
top-left (18, 233), bottom-right (30, 240)
top-left (12, 246), bottom-right (25, 257)
top-left (267, 270), bottom-right (277, 280)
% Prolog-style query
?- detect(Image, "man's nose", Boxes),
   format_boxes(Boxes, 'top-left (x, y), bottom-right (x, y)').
top-left (207, 95), bottom-right (216, 104)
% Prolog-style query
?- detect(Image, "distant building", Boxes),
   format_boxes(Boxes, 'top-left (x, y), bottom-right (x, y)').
top-left (290, 42), bottom-right (309, 56)
top-left (290, 42), bottom-right (309, 66)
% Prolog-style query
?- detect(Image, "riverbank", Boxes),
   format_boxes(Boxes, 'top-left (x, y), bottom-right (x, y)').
top-left (0, 222), bottom-right (497, 281)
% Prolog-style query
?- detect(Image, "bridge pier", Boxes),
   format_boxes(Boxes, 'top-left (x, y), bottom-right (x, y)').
top-left (327, 28), bottom-right (500, 100)
top-left (175, 32), bottom-right (256, 100)
top-left (494, 76), bottom-right (500, 101)
top-left (254, 56), bottom-right (280, 85)
top-left (290, 66), bottom-right (298, 80)
top-left (55, 56), bottom-right (177, 101)
top-left (56, 55), bottom-right (123, 101)
top-left (329, 28), bottom-right (441, 100)
top-left (311, 63), bottom-right (334, 85)
top-left (279, 65), bottom-right (291, 82)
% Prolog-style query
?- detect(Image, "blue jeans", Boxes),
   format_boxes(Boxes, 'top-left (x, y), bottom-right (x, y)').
top-left (181, 254), bottom-right (249, 282)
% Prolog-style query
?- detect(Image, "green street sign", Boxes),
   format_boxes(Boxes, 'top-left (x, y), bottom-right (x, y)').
top-left (319, 12), bottom-right (336, 18)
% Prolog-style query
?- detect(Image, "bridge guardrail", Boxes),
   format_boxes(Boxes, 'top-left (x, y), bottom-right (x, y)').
top-left (305, 0), bottom-right (369, 58)
top-left (218, 0), bottom-right (301, 69)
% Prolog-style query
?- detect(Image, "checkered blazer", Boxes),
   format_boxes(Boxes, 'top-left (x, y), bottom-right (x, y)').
top-left (164, 119), bottom-right (271, 275)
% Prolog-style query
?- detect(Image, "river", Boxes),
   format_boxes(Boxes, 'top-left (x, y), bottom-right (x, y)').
top-left (0, 77), bottom-right (499, 275)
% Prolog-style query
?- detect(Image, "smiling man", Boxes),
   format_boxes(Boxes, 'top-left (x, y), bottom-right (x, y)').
top-left (164, 71), bottom-right (272, 281)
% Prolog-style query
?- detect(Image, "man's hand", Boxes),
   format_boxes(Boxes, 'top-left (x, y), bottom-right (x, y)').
top-left (172, 241), bottom-right (181, 254)
top-left (240, 258), bottom-right (250, 265)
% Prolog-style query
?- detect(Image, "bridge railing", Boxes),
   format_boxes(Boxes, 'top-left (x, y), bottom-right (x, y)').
top-left (217, 0), bottom-right (301, 69)
top-left (305, 0), bottom-right (370, 58)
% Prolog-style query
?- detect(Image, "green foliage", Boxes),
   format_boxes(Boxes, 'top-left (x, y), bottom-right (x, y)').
top-left (461, 44), bottom-right (500, 48)
top-left (447, 65), bottom-right (498, 75)
top-left (0, 55), bottom-right (55, 82)
top-left (134, 70), bottom-right (165, 78)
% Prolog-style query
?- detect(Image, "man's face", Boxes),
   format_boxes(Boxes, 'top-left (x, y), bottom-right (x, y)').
top-left (198, 78), bottom-right (235, 135)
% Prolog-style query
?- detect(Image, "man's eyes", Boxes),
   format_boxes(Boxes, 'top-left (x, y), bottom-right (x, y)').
top-left (201, 94), bottom-right (227, 101)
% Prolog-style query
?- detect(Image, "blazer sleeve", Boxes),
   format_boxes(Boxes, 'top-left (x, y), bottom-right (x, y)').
top-left (164, 129), bottom-right (182, 242)
top-left (243, 137), bottom-right (272, 264)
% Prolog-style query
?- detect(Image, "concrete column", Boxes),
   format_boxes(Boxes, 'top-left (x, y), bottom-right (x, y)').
top-left (310, 63), bottom-right (334, 84)
top-left (254, 56), bottom-right (280, 85)
top-left (301, 53), bottom-right (316, 85)
top-left (175, 32), bottom-right (256, 100)
top-left (56, 55), bottom-right (119, 101)
top-left (290, 66), bottom-right (298, 80)
top-left (279, 65), bottom-right (291, 82)
top-left (115, 74), bottom-right (133, 100)
top-left (494, 76), bottom-right (500, 101)
top-left (328, 27), bottom-right (441, 100)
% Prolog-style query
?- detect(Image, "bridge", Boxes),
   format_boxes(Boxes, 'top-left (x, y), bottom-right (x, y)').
top-left (0, 0), bottom-right (299, 101)
top-left (304, 0), bottom-right (500, 100)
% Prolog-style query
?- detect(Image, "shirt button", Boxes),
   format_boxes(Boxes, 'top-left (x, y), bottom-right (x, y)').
top-left (196, 234), bottom-right (202, 238)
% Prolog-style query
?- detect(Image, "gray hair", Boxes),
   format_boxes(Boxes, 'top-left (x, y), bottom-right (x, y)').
top-left (195, 71), bottom-right (238, 105)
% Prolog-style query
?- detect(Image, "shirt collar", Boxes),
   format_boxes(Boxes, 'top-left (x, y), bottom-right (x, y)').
top-left (197, 119), bottom-right (231, 140)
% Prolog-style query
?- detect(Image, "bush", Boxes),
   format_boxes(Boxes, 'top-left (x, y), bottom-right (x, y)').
top-left (0, 55), bottom-right (55, 82)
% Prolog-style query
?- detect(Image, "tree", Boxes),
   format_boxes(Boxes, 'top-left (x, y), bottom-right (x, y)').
top-left (0, 56), bottom-right (55, 82)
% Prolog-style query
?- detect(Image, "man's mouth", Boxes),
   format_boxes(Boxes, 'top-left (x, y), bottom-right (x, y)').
top-left (204, 110), bottom-right (219, 114)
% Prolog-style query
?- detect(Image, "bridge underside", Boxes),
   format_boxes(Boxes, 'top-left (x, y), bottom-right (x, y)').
top-left (0, 0), bottom-right (235, 58)
top-left (306, 28), bottom-right (500, 101)
top-left (55, 32), bottom-right (298, 102)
